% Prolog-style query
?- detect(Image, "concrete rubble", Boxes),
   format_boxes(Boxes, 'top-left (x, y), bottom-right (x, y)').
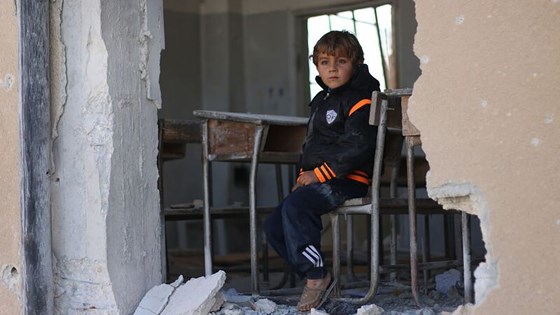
top-left (252, 298), bottom-right (277, 314)
top-left (435, 269), bottom-right (462, 295)
top-left (134, 271), bottom-right (226, 315)
top-left (356, 304), bottom-right (384, 315)
top-left (136, 271), bottom-right (467, 315)
top-left (311, 308), bottom-right (330, 315)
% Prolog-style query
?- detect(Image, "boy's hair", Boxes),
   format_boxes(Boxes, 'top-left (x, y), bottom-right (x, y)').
top-left (310, 30), bottom-right (364, 66)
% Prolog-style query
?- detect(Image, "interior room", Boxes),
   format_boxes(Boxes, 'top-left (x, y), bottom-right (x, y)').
top-left (157, 0), bottom-right (485, 313)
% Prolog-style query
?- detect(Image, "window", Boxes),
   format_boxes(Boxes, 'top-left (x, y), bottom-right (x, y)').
top-left (307, 5), bottom-right (392, 99)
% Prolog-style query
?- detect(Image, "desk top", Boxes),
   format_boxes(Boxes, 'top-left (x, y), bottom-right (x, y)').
top-left (193, 110), bottom-right (308, 126)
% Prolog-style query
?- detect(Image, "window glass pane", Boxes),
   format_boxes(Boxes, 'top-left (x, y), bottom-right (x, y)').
top-left (307, 15), bottom-right (330, 49)
top-left (328, 14), bottom-right (355, 32)
top-left (376, 5), bottom-right (393, 59)
top-left (353, 7), bottom-right (376, 24)
top-left (355, 22), bottom-right (386, 89)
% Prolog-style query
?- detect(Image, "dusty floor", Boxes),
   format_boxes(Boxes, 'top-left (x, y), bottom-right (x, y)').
top-left (211, 278), bottom-right (466, 315)
top-left (168, 250), bottom-right (468, 315)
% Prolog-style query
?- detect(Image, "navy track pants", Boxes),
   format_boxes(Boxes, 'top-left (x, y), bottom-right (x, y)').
top-left (264, 178), bottom-right (368, 280)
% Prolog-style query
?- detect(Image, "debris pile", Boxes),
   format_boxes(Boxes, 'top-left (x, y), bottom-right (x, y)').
top-left (135, 269), bottom-right (467, 315)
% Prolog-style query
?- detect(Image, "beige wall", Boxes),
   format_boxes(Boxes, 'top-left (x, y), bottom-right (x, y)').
top-left (0, 1), bottom-right (22, 314)
top-left (412, 1), bottom-right (560, 313)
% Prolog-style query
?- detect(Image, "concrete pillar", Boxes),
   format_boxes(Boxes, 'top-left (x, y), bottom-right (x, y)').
top-left (50, 0), bottom-right (164, 313)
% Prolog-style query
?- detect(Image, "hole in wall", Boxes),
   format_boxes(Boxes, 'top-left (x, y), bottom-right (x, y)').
top-left (427, 182), bottom-right (498, 309)
top-left (1, 264), bottom-right (19, 292)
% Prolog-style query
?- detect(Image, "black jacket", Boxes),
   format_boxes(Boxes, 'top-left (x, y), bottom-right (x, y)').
top-left (301, 64), bottom-right (380, 184)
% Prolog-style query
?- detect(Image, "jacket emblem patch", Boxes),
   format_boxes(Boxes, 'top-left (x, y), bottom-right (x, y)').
top-left (326, 110), bottom-right (337, 124)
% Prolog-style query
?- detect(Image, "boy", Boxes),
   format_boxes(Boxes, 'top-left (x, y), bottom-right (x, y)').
top-left (264, 30), bottom-right (380, 312)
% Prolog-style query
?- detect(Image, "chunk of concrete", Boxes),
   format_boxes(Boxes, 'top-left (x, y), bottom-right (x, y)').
top-left (134, 281), bottom-right (177, 315)
top-left (435, 269), bottom-right (462, 295)
top-left (161, 270), bottom-right (226, 315)
top-left (311, 308), bottom-right (330, 315)
top-left (253, 298), bottom-right (276, 314)
top-left (355, 304), bottom-right (384, 315)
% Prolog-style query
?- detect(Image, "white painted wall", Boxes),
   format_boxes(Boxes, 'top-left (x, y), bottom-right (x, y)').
top-left (50, 0), bottom-right (164, 313)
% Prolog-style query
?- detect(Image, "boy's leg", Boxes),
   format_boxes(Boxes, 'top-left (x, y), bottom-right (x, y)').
top-left (280, 179), bottom-right (368, 279)
top-left (264, 202), bottom-right (291, 265)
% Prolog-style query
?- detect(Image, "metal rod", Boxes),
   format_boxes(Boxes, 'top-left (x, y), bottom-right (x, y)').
top-left (202, 120), bottom-right (213, 276)
top-left (462, 212), bottom-right (473, 304)
top-left (346, 216), bottom-right (355, 281)
top-left (331, 213), bottom-right (341, 297)
top-left (390, 214), bottom-right (398, 282)
top-left (406, 136), bottom-right (421, 307)
top-left (424, 214), bottom-right (431, 286)
top-left (250, 125), bottom-right (265, 295)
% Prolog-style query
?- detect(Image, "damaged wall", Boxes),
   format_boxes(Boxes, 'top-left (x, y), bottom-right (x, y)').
top-left (50, 0), bottom-right (164, 313)
top-left (0, 1), bottom-right (22, 314)
top-left (411, 1), bottom-right (560, 313)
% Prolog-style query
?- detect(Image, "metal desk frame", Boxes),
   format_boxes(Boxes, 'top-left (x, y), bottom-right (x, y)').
top-left (193, 110), bottom-right (308, 295)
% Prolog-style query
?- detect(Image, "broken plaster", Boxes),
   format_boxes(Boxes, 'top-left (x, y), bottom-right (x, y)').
top-left (140, 0), bottom-right (165, 109)
top-left (135, 271), bottom-right (226, 315)
top-left (49, 0), bottom-right (68, 141)
top-left (0, 73), bottom-right (14, 91)
top-left (1, 264), bottom-right (19, 294)
top-left (49, 0), bottom-right (68, 179)
top-left (426, 179), bottom-right (498, 306)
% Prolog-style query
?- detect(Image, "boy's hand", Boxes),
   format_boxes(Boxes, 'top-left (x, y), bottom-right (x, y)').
top-left (296, 171), bottom-right (319, 186)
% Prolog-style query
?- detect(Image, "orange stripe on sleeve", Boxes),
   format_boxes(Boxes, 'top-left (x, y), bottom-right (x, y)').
top-left (323, 163), bottom-right (336, 178)
top-left (349, 99), bottom-right (372, 116)
top-left (314, 168), bottom-right (326, 183)
top-left (320, 166), bottom-right (332, 180)
top-left (346, 174), bottom-right (369, 185)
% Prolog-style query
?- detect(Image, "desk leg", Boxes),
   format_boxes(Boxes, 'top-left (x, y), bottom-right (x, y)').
top-left (202, 121), bottom-right (213, 276)
top-left (250, 125), bottom-right (265, 295)
top-left (406, 136), bottom-right (422, 307)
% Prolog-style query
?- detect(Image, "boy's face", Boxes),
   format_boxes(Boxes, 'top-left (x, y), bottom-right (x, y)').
top-left (316, 52), bottom-right (354, 90)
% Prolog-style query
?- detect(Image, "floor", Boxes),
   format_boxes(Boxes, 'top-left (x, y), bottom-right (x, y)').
top-left (166, 249), bottom-right (469, 315)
